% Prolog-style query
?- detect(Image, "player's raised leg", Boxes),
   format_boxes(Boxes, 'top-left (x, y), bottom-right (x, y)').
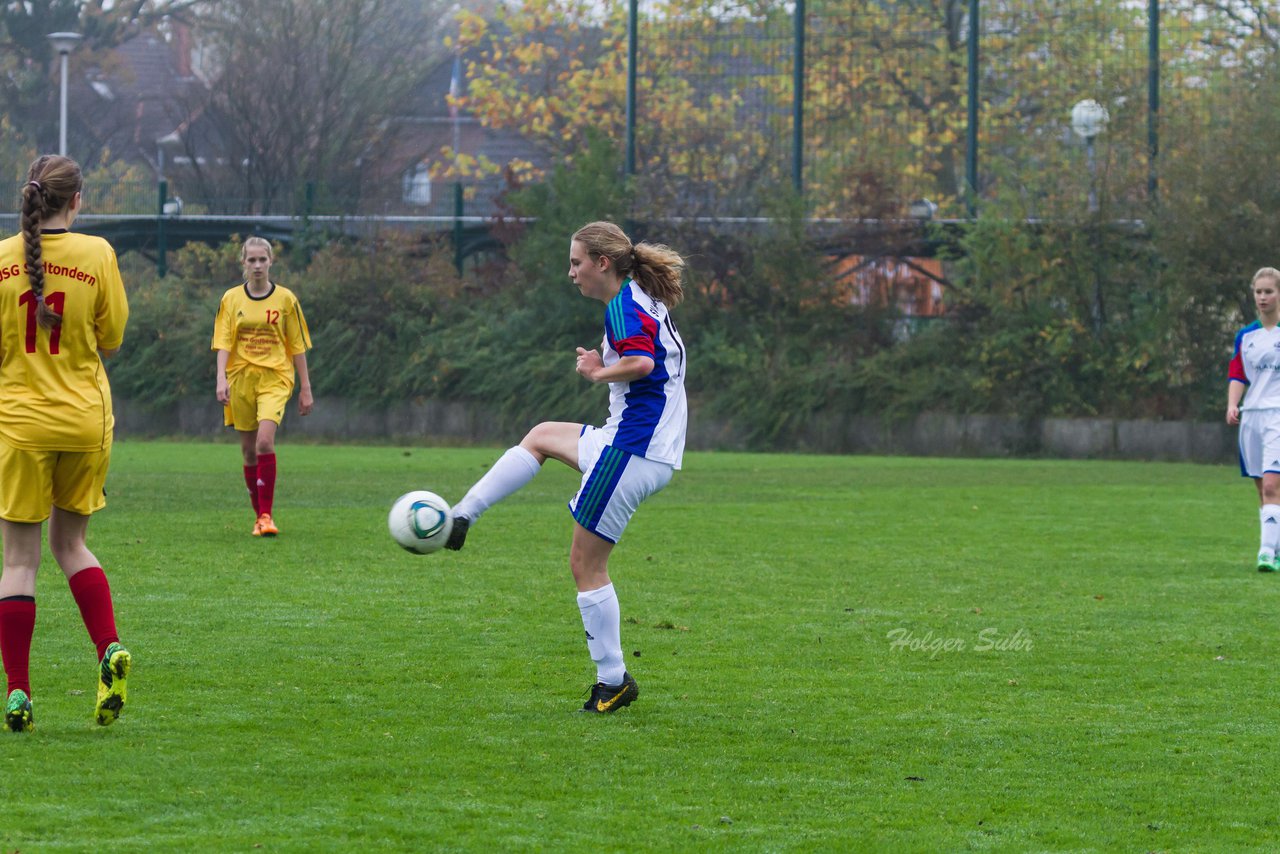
top-left (447, 422), bottom-right (582, 550)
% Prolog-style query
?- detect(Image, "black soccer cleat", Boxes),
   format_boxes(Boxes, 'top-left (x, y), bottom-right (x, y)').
top-left (581, 672), bottom-right (639, 713)
top-left (444, 515), bottom-right (470, 551)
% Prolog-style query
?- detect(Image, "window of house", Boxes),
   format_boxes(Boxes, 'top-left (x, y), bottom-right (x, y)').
top-left (403, 163), bottom-right (431, 206)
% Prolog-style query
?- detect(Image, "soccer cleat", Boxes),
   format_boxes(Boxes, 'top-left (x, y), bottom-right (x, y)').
top-left (256, 513), bottom-right (279, 537)
top-left (1259, 552), bottom-right (1279, 573)
top-left (252, 516), bottom-right (263, 536)
top-left (444, 515), bottom-right (469, 551)
top-left (581, 672), bottom-right (639, 714)
top-left (95, 642), bottom-right (131, 726)
top-left (5, 689), bottom-right (33, 732)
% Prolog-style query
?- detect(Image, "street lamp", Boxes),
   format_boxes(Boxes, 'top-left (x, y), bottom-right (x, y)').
top-left (48, 32), bottom-right (83, 157)
top-left (1071, 98), bottom-right (1111, 332)
top-left (908, 198), bottom-right (937, 221)
top-left (1071, 98), bottom-right (1109, 213)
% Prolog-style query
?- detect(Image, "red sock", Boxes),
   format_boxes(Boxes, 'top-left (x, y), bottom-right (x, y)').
top-left (243, 464), bottom-right (260, 516)
top-left (67, 567), bottom-right (119, 661)
top-left (258, 453), bottom-right (277, 516)
top-left (0, 597), bottom-right (36, 695)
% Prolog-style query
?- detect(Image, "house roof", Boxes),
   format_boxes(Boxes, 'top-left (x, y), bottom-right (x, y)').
top-left (74, 27), bottom-right (206, 171)
top-left (71, 27), bottom-right (548, 217)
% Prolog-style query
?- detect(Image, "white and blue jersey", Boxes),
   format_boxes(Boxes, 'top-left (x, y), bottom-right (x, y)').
top-left (1230, 321), bottom-right (1280, 410)
top-left (595, 280), bottom-right (687, 469)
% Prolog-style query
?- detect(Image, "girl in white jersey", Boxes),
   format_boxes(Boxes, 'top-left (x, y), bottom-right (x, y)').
top-left (1227, 266), bottom-right (1280, 571)
top-left (443, 221), bottom-right (688, 713)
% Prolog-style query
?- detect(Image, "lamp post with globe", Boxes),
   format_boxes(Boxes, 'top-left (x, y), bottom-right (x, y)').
top-left (1072, 98), bottom-right (1110, 330)
top-left (47, 32), bottom-right (83, 157)
top-left (1071, 98), bottom-right (1109, 213)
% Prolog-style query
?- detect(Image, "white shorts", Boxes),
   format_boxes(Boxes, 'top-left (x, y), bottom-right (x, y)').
top-left (569, 426), bottom-right (674, 543)
top-left (1238, 408), bottom-right (1280, 477)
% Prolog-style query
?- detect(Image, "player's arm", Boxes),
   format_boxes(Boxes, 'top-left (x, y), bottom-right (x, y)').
top-left (216, 349), bottom-right (231, 404)
top-left (583, 303), bottom-right (658, 383)
top-left (293, 352), bottom-right (313, 416)
top-left (1228, 343), bottom-right (1249, 425)
top-left (1228, 377), bottom-right (1248, 425)
top-left (575, 348), bottom-right (653, 383)
top-left (95, 249), bottom-right (127, 359)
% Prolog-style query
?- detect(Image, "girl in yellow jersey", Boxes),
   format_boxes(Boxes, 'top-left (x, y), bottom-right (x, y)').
top-left (0, 155), bottom-right (132, 732)
top-left (212, 237), bottom-right (313, 536)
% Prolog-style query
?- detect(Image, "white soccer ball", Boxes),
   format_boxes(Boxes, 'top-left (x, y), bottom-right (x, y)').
top-left (388, 490), bottom-right (454, 555)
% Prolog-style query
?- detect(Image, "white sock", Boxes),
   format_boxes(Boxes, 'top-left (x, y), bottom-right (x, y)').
top-left (1261, 504), bottom-right (1280, 555)
top-left (452, 446), bottom-right (542, 522)
top-left (577, 583), bottom-right (625, 686)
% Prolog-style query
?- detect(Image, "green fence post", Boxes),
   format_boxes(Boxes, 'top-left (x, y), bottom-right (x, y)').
top-left (157, 179), bottom-right (168, 278)
top-left (301, 181), bottom-right (315, 264)
top-left (792, 0), bottom-right (805, 195)
top-left (965, 0), bottom-right (979, 218)
top-left (453, 182), bottom-right (464, 274)
top-left (625, 0), bottom-right (638, 179)
top-left (1148, 0), bottom-right (1159, 204)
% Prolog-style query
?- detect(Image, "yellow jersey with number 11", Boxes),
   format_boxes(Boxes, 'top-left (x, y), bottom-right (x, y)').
top-left (0, 230), bottom-right (128, 451)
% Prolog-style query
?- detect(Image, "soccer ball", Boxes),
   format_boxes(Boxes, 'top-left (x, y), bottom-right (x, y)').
top-left (388, 490), bottom-right (454, 554)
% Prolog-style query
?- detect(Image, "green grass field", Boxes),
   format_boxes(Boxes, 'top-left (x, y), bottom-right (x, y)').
top-left (2, 441), bottom-right (1277, 851)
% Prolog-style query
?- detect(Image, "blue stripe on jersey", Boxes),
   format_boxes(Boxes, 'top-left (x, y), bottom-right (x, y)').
top-left (606, 293), bottom-right (629, 346)
top-left (607, 284), bottom-right (673, 457)
top-left (1235, 320), bottom-right (1263, 357)
top-left (574, 446), bottom-right (630, 531)
top-left (616, 326), bottom-right (670, 455)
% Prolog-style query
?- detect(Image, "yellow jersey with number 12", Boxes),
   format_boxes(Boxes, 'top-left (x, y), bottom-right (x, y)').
top-left (211, 282), bottom-right (311, 378)
top-left (0, 230), bottom-right (128, 451)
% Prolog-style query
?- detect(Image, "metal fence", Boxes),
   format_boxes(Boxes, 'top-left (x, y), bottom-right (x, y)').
top-left (73, 175), bottom-right (512, 220)
top-left (631, 1), bottom-right (1264, 222)
top-left (3, 3), bottom-right (1269, 225)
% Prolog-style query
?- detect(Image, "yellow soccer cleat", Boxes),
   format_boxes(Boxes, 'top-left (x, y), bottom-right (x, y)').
top-left (5, 689), bottom-right (33, 733)
top-left (95, 642), bottom-right (131, 726)
top-left (256, 513), bottom-right (279, 537)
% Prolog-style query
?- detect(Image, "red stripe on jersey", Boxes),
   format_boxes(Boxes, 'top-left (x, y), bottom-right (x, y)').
top-left (1230, 351), bottom-right (1248, 384)
top-left (614, 311), bottom-right (658, 357)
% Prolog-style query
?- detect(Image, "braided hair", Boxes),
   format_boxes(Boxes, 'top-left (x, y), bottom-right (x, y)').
top-left (572, 221), bottom-right (685, 308)
top-left (21, 155), bottom-right (83, 329)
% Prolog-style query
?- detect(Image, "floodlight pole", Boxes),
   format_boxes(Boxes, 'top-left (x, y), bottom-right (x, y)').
top-left (48, 32), bottom-right (82, 157)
